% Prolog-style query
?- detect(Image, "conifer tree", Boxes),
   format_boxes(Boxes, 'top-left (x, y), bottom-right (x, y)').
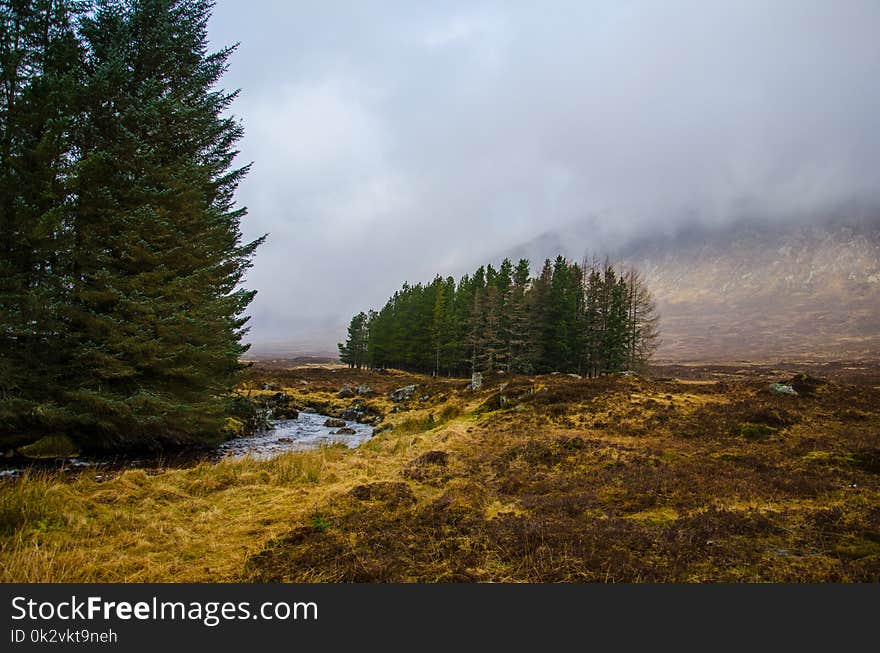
top-left (583, 263), bottom-right (603, 377)
top-left (1, 0), bottom-right (262, 451)
top-left (508, 258), bottom-right (532, 373)
top-left (339, 312), bottom-right (368, 368)
top-left (341, 254), bottom-right (659, 378)
top-left (438, 276), bottom-right (457, 374)
top-left (0, 0), bottom-right (86, 447)
top-left (483, 284), bottom-right (503, 371)
top-left (68, 0), bottom-right (261, 448)
top-left (467, 267), bottom-right (487, 374)
top-left (529, 259), bottom-right (553, 371)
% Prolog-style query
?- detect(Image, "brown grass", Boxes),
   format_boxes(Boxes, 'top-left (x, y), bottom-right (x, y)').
top-left (2, 364), bottom-right (879, 582)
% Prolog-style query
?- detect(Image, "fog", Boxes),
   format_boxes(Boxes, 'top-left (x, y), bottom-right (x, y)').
top-left (207, 0), bottom-right (880, 353)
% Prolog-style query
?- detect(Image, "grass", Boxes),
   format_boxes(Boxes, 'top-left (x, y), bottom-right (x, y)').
top-left (0, 447), bottom-right (354, 581)
top-left (1, 364), bottom-right (879, 582)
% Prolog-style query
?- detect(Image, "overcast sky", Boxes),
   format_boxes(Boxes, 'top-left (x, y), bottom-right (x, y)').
top-left (207, 0), bottom-right (880, 352)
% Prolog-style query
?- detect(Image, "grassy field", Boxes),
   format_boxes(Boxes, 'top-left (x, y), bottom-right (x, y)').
top-left (1, 363), bottom-right (878, 582)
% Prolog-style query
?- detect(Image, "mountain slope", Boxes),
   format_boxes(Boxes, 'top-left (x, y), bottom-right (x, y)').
top-left (511, 217), bottom-right (880, 362)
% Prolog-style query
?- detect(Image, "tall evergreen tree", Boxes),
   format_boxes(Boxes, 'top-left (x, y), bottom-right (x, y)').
top-left (583, 263), bottom-right (603, 377)
top-left (338, 311), bottom-right (368, 368)
top-left (483, 284), bottom-right (503, 371)
top-left (529, 259), bottom-right (553, 372)
top-left (467, 267), bottom-right (487, 374)
top-left (508, 258), bottom-right (532, 373)
top-left (0, 0), bottom-right (86, 447)
top-left (54, 0), bottom-right (263, 448)
top-left (340, 255), bottom-right (659, 378)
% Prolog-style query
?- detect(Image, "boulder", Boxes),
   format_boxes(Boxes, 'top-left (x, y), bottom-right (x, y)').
top-left (334, 427), bottom-right (357, 435)
top-left (262, 383), bottom-right (279, 391)
top-left (357, 384), bottom-right (374, 396)
top-left (323, 418), bottom-right (346, 428)
top-left (467, 372), bottom-right (482, 391)
top-left (341, 407), bottom-right (363, 421)
top-left (338, 386), bottom-right (356, 398)
top-left (390, 384), bottom-right (418, 402)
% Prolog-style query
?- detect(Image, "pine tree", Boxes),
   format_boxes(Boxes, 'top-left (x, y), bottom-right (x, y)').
top-left (451, 273), bottom-right (473, 374)
top-left (0, 0), bottom-right (86, 448)
top-left (484, 284), bottom-right (503, 371)
top-left (438, 276), bottom-right (456, 375)
top-left (546, 256), bottom-right (574, 371)
top-left (1, 1), bottom-right (262, 451)
top-left (63, 0), bottom-right (262, 448)
top-left (338, 311), bottom-right (368, 368)
top-left (529, 259), bottom-right (553, 372)
top-left (467, 268), bottom-right (487, 374)
top-left (346, 254), bottom-right (659, 379)
top-left (582, 262), bottom-right (603, 377)
top-left (508, 258), bottom-right (532, 373)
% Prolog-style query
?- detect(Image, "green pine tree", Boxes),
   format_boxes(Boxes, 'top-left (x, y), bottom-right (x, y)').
top-left (0, 0), bottom-right (87, 449)
top-left (63, 0), bottom-right (262, 448)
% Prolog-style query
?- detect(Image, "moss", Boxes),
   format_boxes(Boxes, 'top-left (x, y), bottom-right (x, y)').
top-left (16, 434), bottom-right (79, 459)
top-left (833, 535), bottom-right (880, 560)
top-left (626, 507), bottom-right (679, 525)
top-left (223, 417), bottom-right (246, 437)
top-left (802, 450), bottom-right (853, 465)
top-left (802, 449), bottom-right (880, 474)
top-left (737, 422), bottom-right (778, 440)
top-left (711, 451), bottom-right (746, 462)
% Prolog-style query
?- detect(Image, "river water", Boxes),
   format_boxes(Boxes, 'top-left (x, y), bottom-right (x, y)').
top-left (217, 411), bottom-right (373, 459)
top-left (0, 411), bottom-right (374, 478)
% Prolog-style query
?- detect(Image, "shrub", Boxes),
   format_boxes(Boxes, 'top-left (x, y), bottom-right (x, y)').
top-left (737, 422), bottom-right (778, 440)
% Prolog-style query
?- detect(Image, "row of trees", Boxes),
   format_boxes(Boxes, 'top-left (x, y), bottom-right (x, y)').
top-left (0, 1), bottom-right (261, 450)
top-left (339, 256), bottom-right (659, 377)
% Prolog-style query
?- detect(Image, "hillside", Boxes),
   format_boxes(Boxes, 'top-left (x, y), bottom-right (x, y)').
top-left (509, 216), bottom-right (880, 362)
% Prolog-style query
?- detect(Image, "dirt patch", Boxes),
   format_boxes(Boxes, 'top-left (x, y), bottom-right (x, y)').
top-left (348, 481), bottom-right (416, 506)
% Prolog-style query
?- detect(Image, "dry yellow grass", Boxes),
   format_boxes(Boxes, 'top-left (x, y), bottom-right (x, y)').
top-left (2, 365), bottom-right (879, 582)
top-left (0, 388), bottom-right (477, 583)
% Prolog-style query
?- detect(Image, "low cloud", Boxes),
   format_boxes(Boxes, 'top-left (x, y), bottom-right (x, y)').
top-left (208, 0), bottom-right (880, 352)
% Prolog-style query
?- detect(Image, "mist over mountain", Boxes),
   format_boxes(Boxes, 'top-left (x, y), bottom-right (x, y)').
top-left (507, 211), bottom-right (880, 362)
top-left (207, 1), bottom-right (880, 355)
top-left (252, 211), bottom-right (880, 363)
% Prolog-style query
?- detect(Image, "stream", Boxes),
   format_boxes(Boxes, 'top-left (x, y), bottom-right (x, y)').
top-left (217, 411), bottom-right (373, 458)
top-left (0, 411), bottom-right (374, 479)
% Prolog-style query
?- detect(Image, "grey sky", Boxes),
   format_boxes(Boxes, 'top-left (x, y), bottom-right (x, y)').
top-left (207, 0), bottom-right (880, 352)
